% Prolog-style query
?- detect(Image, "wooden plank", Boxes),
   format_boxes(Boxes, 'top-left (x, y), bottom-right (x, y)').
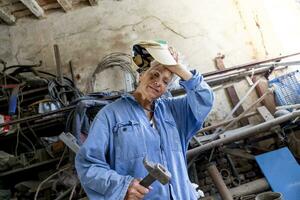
top-left (20, 0), bottom-right (45, 18)
top-left (0, 0), bottom-right (19, 7)
top-left (257, 106), bottom-right (274, 122)
top-left (214, 54), bottom-right (249, 126)
top-left (43, 3), bottom-right (61, 10)
top-left (13, 10), bottom-right (32, 18)
top-left (8, 3), bottom-right (27, 13)
top-left (0, 7), bottom-right (15, 24)
top-left (37, 0), bottom-right (58, 6)
top-left (57, 0), bottom-right (72, 12)
top-left (13, 3), bottom-right (61, 18)
top-left (252, 76), bottom-right (276, 114)
top-left (88, 0), bottom-right (99, 6)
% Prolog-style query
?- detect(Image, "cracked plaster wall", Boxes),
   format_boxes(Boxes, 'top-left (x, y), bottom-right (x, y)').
top-left (0, 0), bottom-right (300, 121)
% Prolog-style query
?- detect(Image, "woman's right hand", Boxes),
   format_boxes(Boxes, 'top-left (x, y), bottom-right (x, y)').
top-left (125, 179), bottom-right (150, 200)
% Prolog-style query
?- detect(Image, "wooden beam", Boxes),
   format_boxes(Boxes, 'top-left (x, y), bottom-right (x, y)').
top-left (57, 0), bottom-right (72, 12)
top-left (0, 8), bottom-right (16, 25)
top-left (13, 3), bottom-right (62, 18)
top-left (43, 3), bottom-right (61, 10)
top-left (0, 0), bottom-right (19, 7)
top-left (20, 0), bottom-right (45, 18)
top-left (89, 0), bottom-right (99, 6)
top-left (252, 76), bottom-right (276, 114)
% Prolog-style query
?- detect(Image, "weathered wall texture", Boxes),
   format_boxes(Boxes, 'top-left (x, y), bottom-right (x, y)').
top-left (0, 0), bottom-right (300, 121)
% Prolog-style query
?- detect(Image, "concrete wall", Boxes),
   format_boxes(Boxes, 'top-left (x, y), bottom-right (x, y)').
top-left (1, 0), bottom-right (300, 121)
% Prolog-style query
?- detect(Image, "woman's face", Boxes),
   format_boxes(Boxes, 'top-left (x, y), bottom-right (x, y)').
top-left (137, 64), bottom-right (173, 101)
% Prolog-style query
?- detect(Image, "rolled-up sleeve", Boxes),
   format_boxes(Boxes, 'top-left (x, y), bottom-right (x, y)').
top-left (165, 70), bottom-right (214, 147)
top-left (75, 111), bottom-right (133, 200)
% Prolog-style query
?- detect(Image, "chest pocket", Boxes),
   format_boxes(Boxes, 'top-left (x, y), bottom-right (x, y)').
top-left (164, 120), bottom-right (182, 152)
top-left (113, 120), bottom-right (147, 161)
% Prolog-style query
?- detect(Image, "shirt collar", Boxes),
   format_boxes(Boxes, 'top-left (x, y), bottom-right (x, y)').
top-left (121, 93), bottom-right (135, 101)
top-left (121, 93), bottom-right (159, 110)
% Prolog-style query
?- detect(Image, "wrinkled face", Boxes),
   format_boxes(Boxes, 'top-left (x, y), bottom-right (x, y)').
top-left (137, 65), bottom-right (173, 101)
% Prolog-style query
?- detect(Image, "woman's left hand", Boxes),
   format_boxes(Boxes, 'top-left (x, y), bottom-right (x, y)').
top-left (166, 47), bottom-right (192, 80)
top-left (169, 47), bottom-right (179, 63)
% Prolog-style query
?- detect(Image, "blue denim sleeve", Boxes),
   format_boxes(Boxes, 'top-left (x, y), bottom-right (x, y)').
top-left (165, 70), bottom-right (214, 146)
top-left (75, 111), bottom-right (133, 200)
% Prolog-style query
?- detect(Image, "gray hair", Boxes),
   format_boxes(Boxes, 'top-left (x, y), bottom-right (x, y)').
top-left (149, 60), bottom-right (179, 91)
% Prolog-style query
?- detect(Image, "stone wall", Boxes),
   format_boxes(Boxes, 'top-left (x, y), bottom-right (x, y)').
top-left (1, 0), bottom-right (300, 121)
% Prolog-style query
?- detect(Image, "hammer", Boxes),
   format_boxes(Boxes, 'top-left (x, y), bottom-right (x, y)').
top-left (139, 158), bottom-right (172, 188)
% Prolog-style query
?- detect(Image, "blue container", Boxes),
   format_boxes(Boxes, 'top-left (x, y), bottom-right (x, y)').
top-left (269, 71), bottom-right (300, 106)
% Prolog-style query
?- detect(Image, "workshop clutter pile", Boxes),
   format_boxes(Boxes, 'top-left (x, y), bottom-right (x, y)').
top-left (0, 57), bottom-right (87, 199)
top-left (0, 50), bottom-right (300, 200)
top-left (0, 47), bottom-right (125, 199)
top-left (186, 54), bottom-right (300, 199)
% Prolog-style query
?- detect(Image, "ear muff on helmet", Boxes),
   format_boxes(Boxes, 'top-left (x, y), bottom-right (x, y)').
top-left (132, 45), bottom-right (154, 73)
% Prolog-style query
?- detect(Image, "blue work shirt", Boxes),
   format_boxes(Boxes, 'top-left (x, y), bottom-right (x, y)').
top-left (75, 70), bottom-right (214, 200)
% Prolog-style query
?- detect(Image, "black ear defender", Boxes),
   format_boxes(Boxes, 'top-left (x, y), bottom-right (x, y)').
top-left (132, 45), bottom-right (154, 73)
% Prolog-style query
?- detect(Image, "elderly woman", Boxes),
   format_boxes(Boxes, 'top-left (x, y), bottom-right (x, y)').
top-left (75, 40), bottom-right (214, 200)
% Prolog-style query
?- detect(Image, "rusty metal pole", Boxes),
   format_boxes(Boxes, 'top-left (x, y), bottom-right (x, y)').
top-left (69, 60), bottom-right (77, 87)
top-left (207, 162), bottom-right (233, 200)
top-left (205, 52), bottom-right (300, 77)
top-left (54, 44), bottom-right (67, 105)
top-left (201, 178), bottom-right (269, 200)
top-left (187, 110), bottom-right (300, 160)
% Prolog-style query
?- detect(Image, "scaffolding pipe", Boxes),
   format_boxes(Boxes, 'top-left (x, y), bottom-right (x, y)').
top-left (204, 52), bottom-right (300, 77)
top-left (201, 178), bottom-right (269, 200)
top-left (207, 163), bottom-right (233, 200)
top-left (197, 111), bottom-right (257, 134)
top-left (187, 110), bottom-right (300, 160)
top-left (0, 105), bottom-right (75, 127)
top-left (210, 89), bottom-right (272, 141)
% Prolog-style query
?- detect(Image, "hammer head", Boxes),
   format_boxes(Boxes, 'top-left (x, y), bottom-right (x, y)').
top-left (143, 158), bottom-right (171, 185)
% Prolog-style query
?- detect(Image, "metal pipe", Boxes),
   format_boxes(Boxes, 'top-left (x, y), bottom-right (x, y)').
top-left (187, 110), bottom-right (300, 160)
top-left (192, 162), bottom-right (199, 185)
top-left (171, 66), bottom-right (287, 97)
top-left (0, 157), bottom-right (61, 177)
top-left (210, 80), bottom-right (265, 140)
top-left (204, 66), bottom-right (287, 87)
top-left (0, 105), bottom-right (75, 127)
top-left (54, 187), bottom-right (73, 200)
top-left (231, 178), bottom-right (269, 197)
top-left (204, 52), bottom-right (300, 77)
top-left (210, 90), bottom-right (272, 141)
top-left (0, 86), bottom-right (48, 105)
top-left (197, 111), bottom-right (257, 134)
top-left (54, 44), bottom-right (67, 104)
top-left (276, 104), bottom-right (300, 110)
top-left (201, 178), bottom-right (269, 200)
top-left (207, 163), bottom-right (233, 200)
top-left (81, 64), bottom-right (285, 101)
top-left (225, 78), bottom-right (261, 119)
top-left (222, 148), bottom-right (255, 160)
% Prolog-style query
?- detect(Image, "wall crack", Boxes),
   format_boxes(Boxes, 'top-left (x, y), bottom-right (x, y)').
top-left (54, 15), bottom-right (204, 40)
top-left (254, 14), bottom-right (268, 56)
